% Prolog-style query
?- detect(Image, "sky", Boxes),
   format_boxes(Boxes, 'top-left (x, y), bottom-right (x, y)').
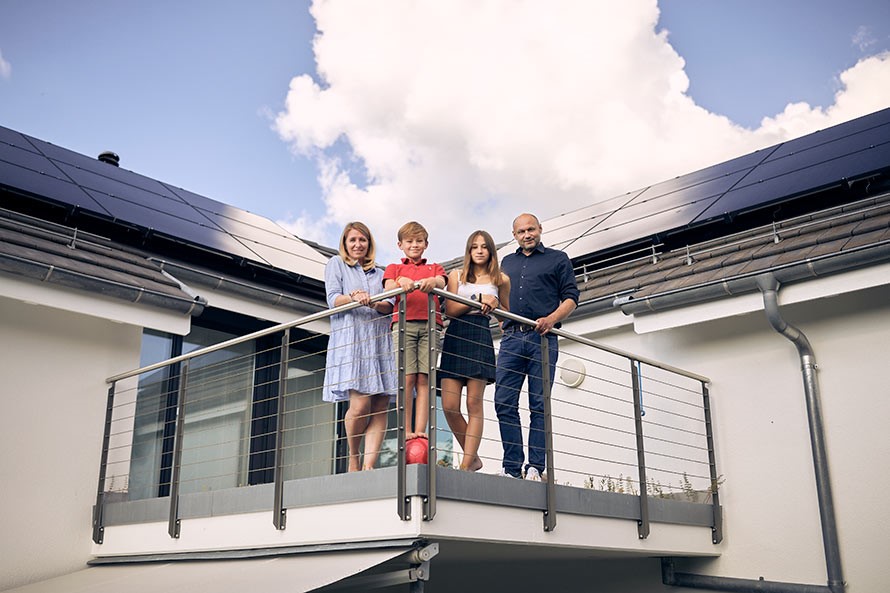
top-left (1, 0), bottom-right (889, 264)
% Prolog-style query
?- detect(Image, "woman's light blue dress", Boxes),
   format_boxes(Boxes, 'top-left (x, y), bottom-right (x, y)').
top-left (323, 256), bottom-right (397, 402)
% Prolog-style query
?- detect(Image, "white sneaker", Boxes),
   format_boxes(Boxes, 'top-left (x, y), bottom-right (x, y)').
top-left (497, 469), bottom-right (520, 479)
top-left (524, 467), bottom-right (542, 481)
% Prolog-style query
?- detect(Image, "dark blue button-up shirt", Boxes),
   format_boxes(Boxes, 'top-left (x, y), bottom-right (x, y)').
top-left (502, 243), bottom-right (579, 330)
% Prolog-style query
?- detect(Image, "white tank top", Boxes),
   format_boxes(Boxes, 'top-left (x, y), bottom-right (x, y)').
top-left (457, 275), bottom-right (499, 313)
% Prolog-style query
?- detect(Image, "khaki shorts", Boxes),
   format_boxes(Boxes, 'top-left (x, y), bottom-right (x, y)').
top-left (392, 321), bottom-right (436, 375)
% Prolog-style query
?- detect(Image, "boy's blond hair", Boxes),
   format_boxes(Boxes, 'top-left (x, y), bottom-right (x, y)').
top-left (397, 221), bottom-right (429, 242)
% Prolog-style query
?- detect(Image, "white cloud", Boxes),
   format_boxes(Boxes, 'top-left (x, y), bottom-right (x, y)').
top-left (0, 49), bottom-right (11, 79)
top-left (852, 25), bottom-right (876, 52)
top-left (275, 1), bottom-right (890, 263)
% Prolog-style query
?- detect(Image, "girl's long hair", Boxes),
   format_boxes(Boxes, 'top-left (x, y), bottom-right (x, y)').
top-left (338, 221), bottom-right (377, 272)
top-left (460, 230), bottom-right (503, 285)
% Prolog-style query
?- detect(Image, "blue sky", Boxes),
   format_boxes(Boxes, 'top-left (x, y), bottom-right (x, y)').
top-left (2, 1), bottom-right (889, 262)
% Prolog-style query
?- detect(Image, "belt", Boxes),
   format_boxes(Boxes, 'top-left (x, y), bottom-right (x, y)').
top-left (504, 324), bottom-right (536, 333)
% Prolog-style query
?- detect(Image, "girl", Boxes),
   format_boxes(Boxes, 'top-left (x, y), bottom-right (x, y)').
top-left (439, 230), bottom-right (510, 471)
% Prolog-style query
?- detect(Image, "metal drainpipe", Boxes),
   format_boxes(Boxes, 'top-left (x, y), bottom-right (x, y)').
top-left (662, 273), bottom-right (845, 593)
top-left (756, 274), bottom-right (844, 593)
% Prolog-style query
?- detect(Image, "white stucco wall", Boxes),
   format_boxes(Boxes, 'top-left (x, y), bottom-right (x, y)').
top-left (0, 296), bottom-right (143, 590)
top-left (553, 282), bottom-right (890, 592)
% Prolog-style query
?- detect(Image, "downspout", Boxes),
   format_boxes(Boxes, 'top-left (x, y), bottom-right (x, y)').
top-left (756, 274), bottom-right (845, 593)
top-left (661, 273), bottom-right (845, 593)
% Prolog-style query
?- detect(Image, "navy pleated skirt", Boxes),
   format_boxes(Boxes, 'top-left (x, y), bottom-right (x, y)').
top-left (438, 314), bottom-right (496, 384)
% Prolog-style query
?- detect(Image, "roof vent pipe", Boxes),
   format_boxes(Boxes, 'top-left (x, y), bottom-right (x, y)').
top-left (98, 151), bottom-right (120, 167)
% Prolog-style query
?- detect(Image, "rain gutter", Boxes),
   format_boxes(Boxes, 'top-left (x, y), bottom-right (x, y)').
top-left (602, 240), bottom-right (890, 317)
top-left (151, 258), bottom-right (326, 313)
top-left (0, 251), bottom-right (206, 316)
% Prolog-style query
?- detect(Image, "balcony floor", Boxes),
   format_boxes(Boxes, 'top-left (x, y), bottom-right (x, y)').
top-left (95, 465), bottom-right (721, 561)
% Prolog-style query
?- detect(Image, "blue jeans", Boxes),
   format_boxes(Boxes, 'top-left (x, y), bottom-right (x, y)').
top-left (494, 330), bottom-right (558, 477)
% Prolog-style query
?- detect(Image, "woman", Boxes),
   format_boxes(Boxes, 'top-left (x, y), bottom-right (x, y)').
top-left (439, 230), bottom-right (510, 471)
top-left (323, 222), bottom-right (396, 472)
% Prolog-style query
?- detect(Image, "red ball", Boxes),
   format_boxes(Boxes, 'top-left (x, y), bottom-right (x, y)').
top-left (405, 437), bottom-right (429, 465)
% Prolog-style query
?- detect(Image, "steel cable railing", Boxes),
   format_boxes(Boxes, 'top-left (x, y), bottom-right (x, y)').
top-left (91, 283), bottom-right (719, 545)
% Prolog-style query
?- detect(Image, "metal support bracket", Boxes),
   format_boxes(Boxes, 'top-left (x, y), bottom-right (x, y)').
top-left (701, 382), bottom-right (723, 544)
top-left (631, 360), bottom-right (650, 540)
top-left (397, 297), bottom-right (411, 521)
top-left (321, 543), bottom-right (439, 592)
top-left (168, 359), bottom-right (189, 539)
top-left (92, 382), bottom-right (116, 544)
top-left (272, 329), bottom-right (290, 530)
top-left (424, 294), bottom-right (438, 521)
top-left (541, 336), bottom-right (557, 532)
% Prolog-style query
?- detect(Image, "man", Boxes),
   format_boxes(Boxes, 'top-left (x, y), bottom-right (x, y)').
top-left (495, 213), bottom-right (579, 480)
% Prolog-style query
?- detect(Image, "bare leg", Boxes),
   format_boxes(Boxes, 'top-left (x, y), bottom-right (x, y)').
top-left (463, 379), bottom-right (486, 471)
top-left (413, 373), bottom-right (430, 440)
top-left (361, 395), bottom-right (391, 470)
top-left (441, 377), bottom-right (468, 455)
top-left (404, 374), bottom-right (417, 439)
top-left (345, 390), bottom-right (371, 472)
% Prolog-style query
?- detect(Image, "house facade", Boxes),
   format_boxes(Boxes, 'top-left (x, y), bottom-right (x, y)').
top-left (2, 108), bottom-right (889, 592)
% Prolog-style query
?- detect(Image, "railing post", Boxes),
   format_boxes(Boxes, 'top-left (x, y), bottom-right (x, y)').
top-left (272, 329), bottom-right (290, 530)
top-left (701, 381), bottom-right (723, 543)
top-left (541, 336), bottom-right (556, 532)
top-left (397, 297), bottom-right (411, 520)
top-left (168, 359), bottom-right (189, 539)
top-left (630, 360), bottom-right (650, 539)
top-left (424, 294), bottom-right (437, 521)
top-left (92, 382), bottom-right (116, 544)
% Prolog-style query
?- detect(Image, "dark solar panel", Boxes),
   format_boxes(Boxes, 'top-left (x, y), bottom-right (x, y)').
top-left (166, 184), bottom-right (327, 268)
top-left (696, 140), bottom-right (890, 221)
top-left (53, 162), bottom-right (197, 216)
top-left (0, 125), bottom-right (327, 277)
top-left (764, 108), bottom-right (890, 160)
top-left (0, 141), bottom-right (111, 214)
top-left (552, 147), bottom-right (772, 257)
top-left (543, 191), bottom-right (643, 252)
top-left (560, 205), bottom-right (703, 258)
top-left (553, 107), bottom-right (890, 259)
top-left (26, 135), bottom-right (188, 201)
top-left (0, 128), bottom-right (39, 152)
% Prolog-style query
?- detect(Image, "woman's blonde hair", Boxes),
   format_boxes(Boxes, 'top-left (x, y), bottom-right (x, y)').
top-left (339, 221), bottom-right (377, 271)
top-left (461, 230), bottom-right (503, 286)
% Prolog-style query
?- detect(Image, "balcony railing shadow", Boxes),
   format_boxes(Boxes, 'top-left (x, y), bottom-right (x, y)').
top-left (93, 285), bottom-right (721, 548)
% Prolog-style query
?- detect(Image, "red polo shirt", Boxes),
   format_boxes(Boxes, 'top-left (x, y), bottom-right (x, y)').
top-left (383, 258), bottom-right (447, 326)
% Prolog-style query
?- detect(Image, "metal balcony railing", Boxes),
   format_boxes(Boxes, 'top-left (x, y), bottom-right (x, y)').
top-left (92, 285), bottom-right (721, 545)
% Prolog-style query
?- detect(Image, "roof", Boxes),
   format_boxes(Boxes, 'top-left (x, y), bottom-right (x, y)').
top-left (577, 191), bottom-right (890, 314)
top-left (0, 209), bottom-right (204, 315)
top-left (0, 125), bottom-right (328, 298)
top-left (530, 107), bottom-right (890, 265)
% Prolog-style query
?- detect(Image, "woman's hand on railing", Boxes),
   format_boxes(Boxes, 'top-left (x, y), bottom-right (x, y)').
top-left (479, 294), bottom-right (499, 315)
top-left (349, 289), bottom-right (371, 306)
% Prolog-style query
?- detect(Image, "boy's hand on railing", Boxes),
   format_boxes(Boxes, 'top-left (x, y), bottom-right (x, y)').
top-left (397, 277), bottom-right (416, 292)
top-left (416, 277), bottom-right (438, 293)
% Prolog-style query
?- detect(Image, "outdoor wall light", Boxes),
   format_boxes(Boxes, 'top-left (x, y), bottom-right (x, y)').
top-left (559, 358), bottom-right (586, 388)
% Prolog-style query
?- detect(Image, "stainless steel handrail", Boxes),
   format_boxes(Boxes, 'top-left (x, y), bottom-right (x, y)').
top-left (431, 288), bottom-right (710, 384)
top-left (106, 286), bottom-right (406, 383)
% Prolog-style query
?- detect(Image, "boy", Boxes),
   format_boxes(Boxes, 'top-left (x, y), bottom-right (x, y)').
top-left (384, 221), bottom-right (447, 440)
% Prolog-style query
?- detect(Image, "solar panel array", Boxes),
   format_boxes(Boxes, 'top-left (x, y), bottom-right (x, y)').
top-left (540, 107), bottom-right (890, 260)
top-left (0, 126), bottom-right (327, 278)
top-left (3, 108), bottom-right (890, 273)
